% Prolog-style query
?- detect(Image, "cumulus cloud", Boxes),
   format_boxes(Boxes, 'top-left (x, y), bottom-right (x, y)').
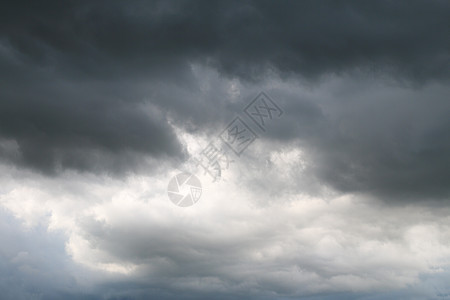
top-left (1, 151), bottom-right (450, 299)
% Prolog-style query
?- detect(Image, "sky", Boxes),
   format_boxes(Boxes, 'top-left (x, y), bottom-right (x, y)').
top-left (0, 0), bottom-right (450, 299)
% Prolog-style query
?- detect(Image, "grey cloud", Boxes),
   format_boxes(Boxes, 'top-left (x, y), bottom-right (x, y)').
top-left (2, 2), bottom-right (450, 299)
top-left (0, 52), bottom-right (186, 175)
top-left (2, 0), bottom-right (449, 81)
top-left (1, 0), bottom-right (449, 176)
top-left (307, 82), bottom-right (450, 201)
top-left (237, 81), bottom-right (450, 202)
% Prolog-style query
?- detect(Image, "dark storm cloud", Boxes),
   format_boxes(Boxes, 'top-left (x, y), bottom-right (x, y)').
top-left (256, 82), bottom-right (450, 201)
top-left (0, 0), bottom-right (449, 182)
top-left (0, 62), bottom-right (185, 174)
top-left (0, 37), bottom-right (186, 175)
top-left (2, 0), bottom-right (449, 80)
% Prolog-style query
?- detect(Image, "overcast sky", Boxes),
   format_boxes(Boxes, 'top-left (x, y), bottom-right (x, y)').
top-left (1, 0), bottom-right (450, 299)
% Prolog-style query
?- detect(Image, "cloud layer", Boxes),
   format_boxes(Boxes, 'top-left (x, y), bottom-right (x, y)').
top-left (1, 1), bottom-right (450, 299)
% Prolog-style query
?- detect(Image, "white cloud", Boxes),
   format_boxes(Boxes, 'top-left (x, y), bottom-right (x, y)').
top-left (1, 128), bottom-right (450, 298)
